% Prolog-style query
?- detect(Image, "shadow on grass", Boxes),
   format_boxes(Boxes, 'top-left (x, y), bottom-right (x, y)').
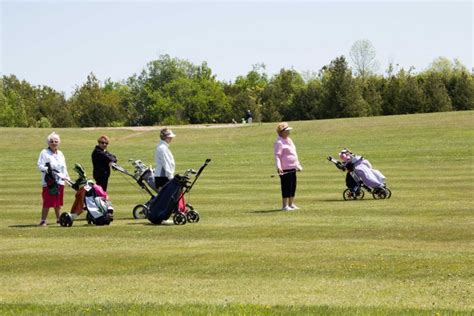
top-left (318, 199), bottom-right (356, 202)
top-left (250, 209), bottom-right (285, 213)
top-left (8, 224), bottom-right (90, 229)
top-left (9, 224), bottom-right (41, 228)
top-left (127, 221), bottom-right (175, 226)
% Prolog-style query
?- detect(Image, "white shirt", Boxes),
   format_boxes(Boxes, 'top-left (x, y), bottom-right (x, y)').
top-left (155, 140), bottom-right (175, 179)
top-left (37, 148), bottom-right (69, 186)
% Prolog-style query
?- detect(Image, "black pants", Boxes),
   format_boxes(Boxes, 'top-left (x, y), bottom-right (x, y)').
top-left (155, 176), bottom-right (170, 191)
top-left (94, 176), bottom-right (109, 192)
top-left (279, 169), bottom-right (297, 198)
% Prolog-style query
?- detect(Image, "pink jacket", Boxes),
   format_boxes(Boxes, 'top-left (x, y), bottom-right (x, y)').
top-left (274, 136), bottom-right (301, 170)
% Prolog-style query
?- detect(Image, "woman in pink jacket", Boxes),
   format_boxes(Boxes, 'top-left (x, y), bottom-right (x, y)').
top-left (274, 122), bottom-right (303, 211)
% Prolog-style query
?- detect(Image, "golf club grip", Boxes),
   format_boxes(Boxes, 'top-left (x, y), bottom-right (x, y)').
top-left (186, 159), bottom-right (211, 192)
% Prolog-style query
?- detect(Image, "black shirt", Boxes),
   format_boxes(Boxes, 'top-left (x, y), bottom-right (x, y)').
top-left (91, 145), bottom-right (117, 179)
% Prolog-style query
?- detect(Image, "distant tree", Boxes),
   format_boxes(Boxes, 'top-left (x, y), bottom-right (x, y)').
top-left (300, 69), bottom-right (319, 82)
top-left (126, 55), bottom-right (230, 125)
top-left (349, 39), bottom-right (379, 77)
top-left (260, 68), bottom-right (305, 121)
top-left (381, 77), bottom-right (401, 115)
top-left (1, 75), bottom-right (30, 126)
top-left (399, 70), bottom-right (426, 114)
top-left (37, 117), bottom-right (52, 128)
top-left (357, 76), bottom-right (383, 116)
top-left (0, 79), bottom-right (17, 127)
top-left (421, 73), bottom-right (452, 112)
top-left (292, 79), bottom-right (322, 120)
top-left (320, 56), bottom-right (369, 118)
top-left (449, 72), bottom-right (474, 110)
top-left (69, 73), bottom-right (126, 127)
top-left (228, 63), bottom-right (268, 123)
top-left (427, 57), bottom-right (455, 74)
top-left (36, 86), bottom-right (73, 127)
top-left (125, 55), bottom-right (192, 125)
top-left (2, 53), bottom-right (473, 126)
top-left (425, 57), bottom-right (474, 111)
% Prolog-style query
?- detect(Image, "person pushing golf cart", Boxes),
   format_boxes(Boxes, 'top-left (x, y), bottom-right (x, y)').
top-left (91, 135), bottom-right (117, 192)
top-left (328, 148), bottom-right (391, 200)
top-left (155, 128), bottom-right (176, 190)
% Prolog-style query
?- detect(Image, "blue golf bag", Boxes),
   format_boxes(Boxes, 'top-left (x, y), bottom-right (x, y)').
top-left (147, 159), bottom-right (211, 225)
top-left (147, 175), bottom-right (185, 224)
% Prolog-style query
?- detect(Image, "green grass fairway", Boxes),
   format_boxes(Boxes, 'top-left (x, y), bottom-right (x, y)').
top-left (0, 111), bottom-right (473, 315)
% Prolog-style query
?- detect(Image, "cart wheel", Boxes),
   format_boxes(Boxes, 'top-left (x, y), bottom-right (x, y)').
top-left (132, 204), bottom-right (149, 219)
top-left (86, 212), bottom-right (93, 224)
top-left (343, 189), bottom-right (363, 200)
top-left (173, 213), bottom-right (187, 225)
top-left (59, 212), bottom-right (73, 227)
top-left (372, 188), bottom-right (388, 199)
top-left (343, 189), bottom-right (351, 200)
top-left (353, 189), bottom-right (364, 200)
top-left (186, 210), bottom-right (200, 223)
top-left (385, 187), bottom-right (392, 199)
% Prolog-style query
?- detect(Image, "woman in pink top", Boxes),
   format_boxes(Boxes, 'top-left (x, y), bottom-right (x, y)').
top-left (274, 122), bottom-right (303, 211)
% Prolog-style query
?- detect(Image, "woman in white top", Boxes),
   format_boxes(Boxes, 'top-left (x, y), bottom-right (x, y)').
top-left (37, 132), bottom-right (70, 226)
top-left (154, 128), bottom-right (176, 190)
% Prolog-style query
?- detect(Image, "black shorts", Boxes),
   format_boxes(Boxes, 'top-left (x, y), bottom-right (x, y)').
top-left (155, 176), bottom-right (170, 190)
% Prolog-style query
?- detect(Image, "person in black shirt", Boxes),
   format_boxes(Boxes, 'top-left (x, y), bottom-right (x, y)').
top-left (91, 135), bottom-right (117, 192)
top-left (245, 109), bottom-right (253, 123)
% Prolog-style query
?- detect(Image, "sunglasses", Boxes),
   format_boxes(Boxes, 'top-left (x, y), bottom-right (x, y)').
top-left (100, 141), bottom-right (109, 145)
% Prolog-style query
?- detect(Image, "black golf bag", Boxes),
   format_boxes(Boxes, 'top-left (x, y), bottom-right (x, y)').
top-left (147, 159), bottom-right (211, 225)
top-left (147, 175), bottom-right (187, 224)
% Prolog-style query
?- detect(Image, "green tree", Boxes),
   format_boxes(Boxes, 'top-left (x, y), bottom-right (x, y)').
top-left (292, 79), bottom-right (322, 120)
top-left (127, 55), bottom-right (230, 125)
top-left (228, 64), bottom-right (268, 123)
top-left (69, 73), bottom-right (126, 127)
top-left (261, 68), bottom-right (305, 121)
top-left (319, 56), bottom-right (369, 118)
top-left (399, 71), bottom-right (425, 114)
top-left (0, 79), bottom-right (17, 127)
top-left (1, 76), bottom-right (30, 126)
top-left (449, 72), bottom-right (474, 110)
top-left (421, 73), bottom-right (452, 113)
top-left (424, 57), bottom-right (474, 111)
top-left (381, 65), bottom-right (403, 115)
top-left (36, 86), bottom-right (74, 127)
top-left (358, 76), bottom-right (383, 116)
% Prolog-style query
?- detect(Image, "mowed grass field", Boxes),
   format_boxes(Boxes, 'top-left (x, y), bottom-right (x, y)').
top-left (0, 111), bottom-right (473, 315)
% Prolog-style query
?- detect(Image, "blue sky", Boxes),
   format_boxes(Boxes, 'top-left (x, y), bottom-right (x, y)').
top-left (1, 1), bottom-right (472, 95)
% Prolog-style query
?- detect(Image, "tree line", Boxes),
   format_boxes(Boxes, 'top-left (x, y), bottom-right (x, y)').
top-left (1, 54), bottom-right (473, 127)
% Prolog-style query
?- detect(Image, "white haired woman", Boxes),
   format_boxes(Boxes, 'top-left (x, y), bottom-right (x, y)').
top-left (154, 128), bottom-right (176, 191)
top-left (37, 132), bottom-right (70, 226)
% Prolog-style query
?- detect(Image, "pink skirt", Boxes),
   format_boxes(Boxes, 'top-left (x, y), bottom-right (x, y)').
top-left (42, 185), bottom-right (64, 208)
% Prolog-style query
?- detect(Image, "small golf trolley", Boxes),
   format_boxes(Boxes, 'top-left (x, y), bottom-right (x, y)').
top-left (112, 159), bottom-right (161, 219)
top-left (327, 156), bottom-right (392, 200)
top-left (112, 158), bottom-right (210, 225)
top-left (58, 164), bottom-right (114, 227)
